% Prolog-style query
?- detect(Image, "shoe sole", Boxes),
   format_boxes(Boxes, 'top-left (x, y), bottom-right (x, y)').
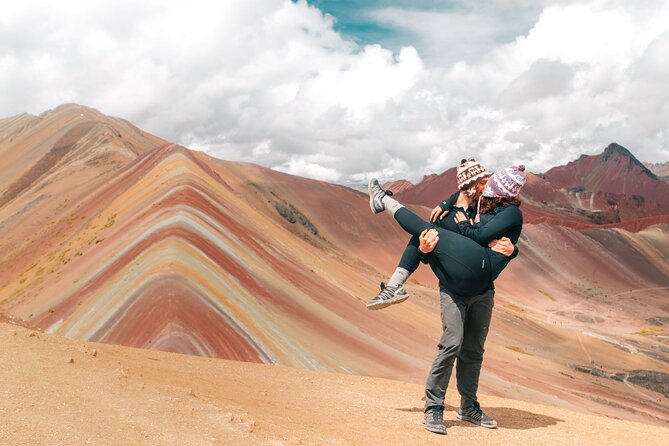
top-left (422, 419), bottom-right (446, 435)
top-left (424, 426), bottom-right (446, 435)
top-left (366, 294), bottom-right (409, 310)
top-left (455, 412), bottom-right (497, 429)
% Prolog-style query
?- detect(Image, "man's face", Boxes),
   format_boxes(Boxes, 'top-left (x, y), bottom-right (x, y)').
top-left (470, 177), bottom-right (488, 201)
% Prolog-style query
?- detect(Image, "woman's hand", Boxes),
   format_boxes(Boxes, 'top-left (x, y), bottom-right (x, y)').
top-left (430, 206), bottom-right (448, 223)
top-left (419, 229), bottom-right (439, 253)
top-left (454, 211), bottom-right (472, 224)
top-left (489, 237), bottom-right (514, 257)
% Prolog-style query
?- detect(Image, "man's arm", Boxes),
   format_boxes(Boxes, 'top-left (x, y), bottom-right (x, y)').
top-left (488, 237), bottom-right (518, 258)
top-left (430, 191), bottom-right (460, 223)
top-left (419, 229), bottom-right (439, 254)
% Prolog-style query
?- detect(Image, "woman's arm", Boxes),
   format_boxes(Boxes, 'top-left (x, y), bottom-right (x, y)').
top-left (454, 205), bottom-right (522, 244)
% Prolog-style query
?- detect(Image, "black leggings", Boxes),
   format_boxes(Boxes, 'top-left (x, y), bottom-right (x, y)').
top-left (393, 207), bottom-right (492, 297)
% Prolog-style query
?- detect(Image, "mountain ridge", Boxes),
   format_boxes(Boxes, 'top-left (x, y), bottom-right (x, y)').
top-left (0, 105), bottom-right (667, 427)
top-left (393, 142), bottom-right (669, 227)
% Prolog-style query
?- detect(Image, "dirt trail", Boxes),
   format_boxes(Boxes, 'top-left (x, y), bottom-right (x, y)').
top-left (1, 322), bottom-right (666, 446)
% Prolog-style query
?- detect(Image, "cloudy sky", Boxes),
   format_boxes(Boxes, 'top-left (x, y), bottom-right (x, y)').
top-left (1, 0), bottom-right (668, 183)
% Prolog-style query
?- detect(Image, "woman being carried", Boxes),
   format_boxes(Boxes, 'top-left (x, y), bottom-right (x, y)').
top-left (367, 164), bottom-right (526, 298)
top-left (366, 159), bottom-right (517, 310)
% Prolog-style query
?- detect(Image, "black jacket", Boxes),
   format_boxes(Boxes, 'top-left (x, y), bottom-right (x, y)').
top-left (438, 191), bottom-right (520, 259)
top-left (456, 203), bottom-right (523, 280)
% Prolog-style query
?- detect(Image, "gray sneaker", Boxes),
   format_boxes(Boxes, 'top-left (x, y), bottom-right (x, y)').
top-left (368, 178), bottom-right (392, 214)
top-left (423, 406), bottom-right (446, 435)
top-left (366, 282), bottom-right (409, 310)
top-left (456, 403), bottom-right (497, 429)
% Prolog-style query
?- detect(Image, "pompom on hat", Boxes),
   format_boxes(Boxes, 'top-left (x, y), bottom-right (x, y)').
top-left (456, 158), bottom-right (490, 190)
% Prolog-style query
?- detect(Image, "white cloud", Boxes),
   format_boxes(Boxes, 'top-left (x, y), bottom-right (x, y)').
top-left (273, 156), bottom-right (341, 182)
top-left (1, 0), bottom-right (668, 182)
top-left (499, 59), bottom-right (574, 107)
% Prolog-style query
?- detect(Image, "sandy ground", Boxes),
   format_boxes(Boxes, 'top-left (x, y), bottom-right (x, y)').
top-left (1, 108), bottom-right (667, 429)
top-left (1, 322), bottom-right (666, 446)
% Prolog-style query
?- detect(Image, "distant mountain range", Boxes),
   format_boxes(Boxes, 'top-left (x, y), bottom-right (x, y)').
top-left (0, 104), bottom-right (668, 426)
top-left (389, 143), bottom-right (669, 230)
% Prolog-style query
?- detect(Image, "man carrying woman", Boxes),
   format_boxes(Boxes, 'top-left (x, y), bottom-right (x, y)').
top-left (366, 159), bottom-right (526, 435)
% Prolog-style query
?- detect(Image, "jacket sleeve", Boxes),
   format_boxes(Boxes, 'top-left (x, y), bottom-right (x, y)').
top-left (438, 191), bottom-right (460, 212)
top-left (456, 205), bottom-right (522, 244)
top-left (509, 244), bottom-right (519, 259)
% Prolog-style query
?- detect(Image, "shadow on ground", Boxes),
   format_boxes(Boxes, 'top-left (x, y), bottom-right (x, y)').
top-left (396, 406), bottom-right (563, 430)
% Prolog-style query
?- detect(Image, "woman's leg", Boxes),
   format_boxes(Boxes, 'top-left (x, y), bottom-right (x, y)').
top-left (393, 207), bottom-right (435, 236)
top-left (429, 230), bottom-right (492, 296)
top-left (368, 178), bottom-right (437, 235)
top-left (397, 235), bottom-right (422, 272)
top-left (366, 179), bottom-right (425, 309)
top-left (387, 236), bottom-right (422, 287)
top-left (366, 236), bottom-right (421, 310)
top-left (368, 178), bottom-right (491, 296)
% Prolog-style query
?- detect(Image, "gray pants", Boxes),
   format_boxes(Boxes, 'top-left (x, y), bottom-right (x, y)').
top-left (424, 288), bottom-right (494, 411)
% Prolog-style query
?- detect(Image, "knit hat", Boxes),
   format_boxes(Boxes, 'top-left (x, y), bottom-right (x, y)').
top-left (456, 159), bottom-right (490, 190)
top-left (482, 165), bottom-right (527, 198)
top-left (474, 165), bottom-right (526, 223)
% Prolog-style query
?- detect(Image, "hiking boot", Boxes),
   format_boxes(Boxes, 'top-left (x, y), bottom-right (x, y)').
top-left (368, 178), bottom-right (392, 214)
top-left (456, 403), bottom-right (497, 428)
top-left (366, 282), bottom-right (409, 310)
top-left (423, 406), bottom-right (446, 435)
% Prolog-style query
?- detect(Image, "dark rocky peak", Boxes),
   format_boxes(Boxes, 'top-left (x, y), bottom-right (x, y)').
top-left (602, 143), bottom-right (658, 179)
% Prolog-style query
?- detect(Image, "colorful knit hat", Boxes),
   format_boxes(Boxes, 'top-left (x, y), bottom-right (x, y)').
top-left (456, 158), bottom-right (490, 190)
top-left (482, 165), bottom-right (526, 198)
top-left (475, 165), bottom-right (526, 222)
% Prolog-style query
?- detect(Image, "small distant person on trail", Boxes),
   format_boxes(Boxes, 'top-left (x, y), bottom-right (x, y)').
top-left (366, 160), bottom-right (526, 435)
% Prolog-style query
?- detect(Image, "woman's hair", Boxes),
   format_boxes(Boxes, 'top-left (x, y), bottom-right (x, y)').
top-left (479, 196), bottom-right (522, 215)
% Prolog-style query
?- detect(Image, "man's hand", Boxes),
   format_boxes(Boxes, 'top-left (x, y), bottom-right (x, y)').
top-left (430, 206), bottom-right (449, 223)
top-left (489, 237), bottom-right (514, 257)
top-left (454, 211), bottom-right (472, 224)
top-left (419, 229), bottom-right (439, 253)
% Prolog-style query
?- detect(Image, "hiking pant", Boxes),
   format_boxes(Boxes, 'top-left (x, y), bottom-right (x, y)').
top-left (394, 207), bottom-right (492, 296)
top-left (398, 232), bottom-right (423, 273)
top-left (424, 288), bottom-right (494, 411)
